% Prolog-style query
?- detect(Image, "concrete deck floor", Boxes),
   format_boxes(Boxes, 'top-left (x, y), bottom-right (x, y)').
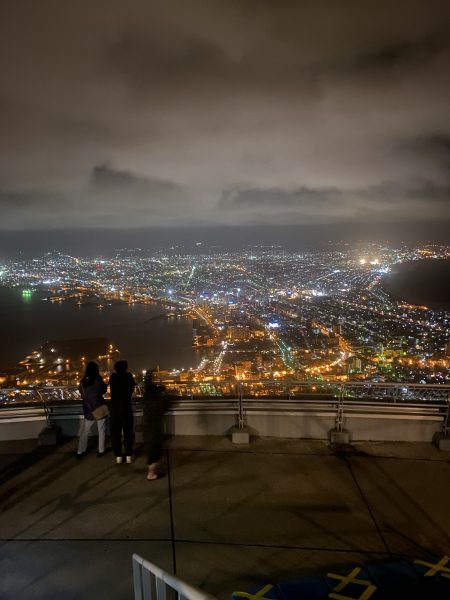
top-left (0, 436), bottom-right (450, 599)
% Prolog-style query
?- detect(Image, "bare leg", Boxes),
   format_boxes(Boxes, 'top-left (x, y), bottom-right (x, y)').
top-left (147, 462), bottom-right (158, 480)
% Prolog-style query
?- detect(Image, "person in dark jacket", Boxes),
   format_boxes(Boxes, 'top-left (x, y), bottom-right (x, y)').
top-left (77, 361), bottom-right (108, 458)
top-left (143, 370), bottom-right (169, 480)
top-left (109, 360), bottom-right (136, 464)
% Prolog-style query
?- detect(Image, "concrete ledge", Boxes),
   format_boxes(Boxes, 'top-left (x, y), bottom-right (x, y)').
top-left (38, 424), bottom-right (62, 446)
top-left (0, 417), bottom-right (47, 441)
top-left (433, 432), bottom-right (450, 451)
top-left (0, 406), bottom-right (445, 443)
top-left (230, 426), bottom-right (250, 444)
top-left (330, 428), bottom-right (350, 445)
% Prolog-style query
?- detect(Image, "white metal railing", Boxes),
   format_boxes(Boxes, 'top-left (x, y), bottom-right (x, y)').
top-left (132, 554), bottom-right (217, 600)
top-left (1, 381), bottom-right (449, 442)
top-left (1, 380), bottom-right (450, 406)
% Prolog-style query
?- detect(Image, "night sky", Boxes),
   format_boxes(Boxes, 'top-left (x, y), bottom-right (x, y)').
top-left (1, 1), bottom-right (449, 247)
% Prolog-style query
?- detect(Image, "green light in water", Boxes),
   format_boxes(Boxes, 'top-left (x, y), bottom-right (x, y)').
top-left (22, 289), bottom-right (33, 297)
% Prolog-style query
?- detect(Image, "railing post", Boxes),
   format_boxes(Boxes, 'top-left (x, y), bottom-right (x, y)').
top-left (156, 577), bottom-right (167, 600)
top-left (231, 381), bottom-right (250, 444)
top-left (132, 554), bottom-right (218, 600)
top-left (337, 384), bottom-right (344, 433)
top-left (133, 558), bottom-right (143, 600)
top-left (238, 382), bottom-right (244, 430)
top-left (329, 383), bottom-right (350, 445)
top-left (36, 389), bottom-right (51, 428)
top-left (36, 389), bottom-right (61, 446)
top-left (434, 394), bottom-right (450, 452)
top-left (443, 396), bottom-right (450, 437)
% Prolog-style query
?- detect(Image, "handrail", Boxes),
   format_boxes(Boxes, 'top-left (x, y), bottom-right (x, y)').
top-left (1, 380), bottom-right (449, 407)
top-left (0, 396), bottom-right (446, 425)
top-left (1, 381), bottom-right (448, 442)
top-left (132, 554), bottom-right (217, 600)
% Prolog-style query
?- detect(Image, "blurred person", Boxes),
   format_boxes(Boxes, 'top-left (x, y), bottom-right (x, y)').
top-left (77, 361), bottom-right (108, 458)
top-left (143, 369), bottom-right (169, 480)
top-left (109, 360), bottom-right (136, 464)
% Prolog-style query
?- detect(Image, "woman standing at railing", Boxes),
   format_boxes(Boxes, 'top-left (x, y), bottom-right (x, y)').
top-left (142, 370), bottom-right (169, 480)
top-left (77, 361), bottom-right (108, 458)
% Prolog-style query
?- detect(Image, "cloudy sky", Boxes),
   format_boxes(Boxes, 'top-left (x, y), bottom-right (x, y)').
top-left (0, 0), bottom-right (449, 235)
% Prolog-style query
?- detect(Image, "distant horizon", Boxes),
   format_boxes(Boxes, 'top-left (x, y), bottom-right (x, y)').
top-left (1, 221), bottom-right (449, 258)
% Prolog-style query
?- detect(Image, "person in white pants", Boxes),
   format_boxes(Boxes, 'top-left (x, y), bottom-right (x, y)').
top-left (77, 361), bottom-right (108, 458)
top-left (77, 417), bottom-right (107, 455)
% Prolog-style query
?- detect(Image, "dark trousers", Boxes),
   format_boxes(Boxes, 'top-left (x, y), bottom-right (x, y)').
top-left (110, 410), bottom-right (134, 457)
top-left (144, 420), bottom-right (163, 465)
top-left (147, 436), bottom-right (163, 464)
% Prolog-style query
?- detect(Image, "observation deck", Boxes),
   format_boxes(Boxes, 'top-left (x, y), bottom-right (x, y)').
top-left (1, 382), bottom-right (449, 599)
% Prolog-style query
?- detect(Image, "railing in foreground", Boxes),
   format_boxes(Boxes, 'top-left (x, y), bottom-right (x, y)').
top-left (132, 554), bottom-right (216, 600)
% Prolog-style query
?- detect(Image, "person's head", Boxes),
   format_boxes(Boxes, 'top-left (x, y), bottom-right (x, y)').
top-left (84, 361), bottom-right (100, 380)
top-left (114, 360), bottom-right (128, 374)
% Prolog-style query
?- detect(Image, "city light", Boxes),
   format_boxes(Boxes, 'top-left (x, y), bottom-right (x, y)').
top-left (0, 243), bottom-right (448, 388)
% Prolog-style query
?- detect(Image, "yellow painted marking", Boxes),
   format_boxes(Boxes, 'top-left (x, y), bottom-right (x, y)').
top-left (327, 567), bottom-right (377, 600)
top-left (233, 584), bottom-right (274, 600)
top-left (414, 555), bottom-right (450, 579)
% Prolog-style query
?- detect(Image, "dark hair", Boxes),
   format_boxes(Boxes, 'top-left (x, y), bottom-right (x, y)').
top-left (83, 361), bottom-right (100, 381)
top-left (114, 360), bottom-right (128, 373)
top-left (144, 369), bottom-right (157, 383)
top-left (144, 369), bottom-right (165, 397)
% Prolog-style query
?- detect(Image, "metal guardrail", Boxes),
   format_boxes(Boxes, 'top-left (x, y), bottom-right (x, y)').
top-left (1, 380), bottom-right (450, 405)
top-left (0, 381), bottom-right (449, 438)
top-left (132, 554), bottom-right (216, 600)
top-left (0, 394), bottom-right (448, 438)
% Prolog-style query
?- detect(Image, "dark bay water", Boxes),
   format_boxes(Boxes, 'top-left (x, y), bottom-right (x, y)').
top-left (0, 287), bottom-right (200, 372)
top-left (383, 259), bottom-right (450, 309)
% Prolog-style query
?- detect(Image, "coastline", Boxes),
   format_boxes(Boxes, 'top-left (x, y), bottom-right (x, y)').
top-left (382, 259), bottom-right (450, 311)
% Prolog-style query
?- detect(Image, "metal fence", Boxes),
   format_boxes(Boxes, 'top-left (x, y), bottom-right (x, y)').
top-left (1, 380), bottom-right (449, 440)
top-left (1, 380), bottom-right (450, 407)
top-left (132, 554), bottom-right (216, 600)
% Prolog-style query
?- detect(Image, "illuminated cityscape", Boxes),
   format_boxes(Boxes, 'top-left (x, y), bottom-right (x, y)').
top-left (1, 243), bottom-right (449, 391)
top-left (1, 2), bottom-right (450, 598)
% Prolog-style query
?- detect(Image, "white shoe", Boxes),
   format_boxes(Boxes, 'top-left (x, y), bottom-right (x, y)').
top-left (125, 455), bottom-right (133, 464)
top-left (116, 456), bottom-right (123, 464)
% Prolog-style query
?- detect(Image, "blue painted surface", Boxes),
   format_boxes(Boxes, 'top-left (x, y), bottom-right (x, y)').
top-left (232, 556), bottom-right (450, 600)
top-left (278, 576), bottom-right (330, 600)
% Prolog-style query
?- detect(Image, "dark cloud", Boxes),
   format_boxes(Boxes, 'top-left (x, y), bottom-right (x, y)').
top-left (220, 178), bottom-right (450, 223)
top-left (0, 0), bottom-right (449, 232)
top-left (406, 134), bottom-right (450, 166)
top-left (220, 186), bottom-right (342, 211)
top-left (0, 190), bottom-right (63, 210)
top-left (0, 164), bottom-right (191, 228)
top-left (90, 163), bottom-right (186, 200)
top-left (353, 34), bottom-right (446, 72)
